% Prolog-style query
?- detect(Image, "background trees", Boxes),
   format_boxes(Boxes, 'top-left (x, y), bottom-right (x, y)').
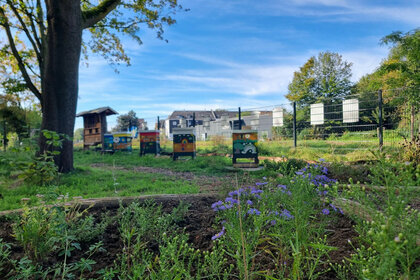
top-left (286, 51), bottom-right (353, 107)
top-left (356, 29), bottom-right (420, 139)
top-left (115, 110), bottom-right (140, 131)
top-left (285, 52), bottom-right (353, 138)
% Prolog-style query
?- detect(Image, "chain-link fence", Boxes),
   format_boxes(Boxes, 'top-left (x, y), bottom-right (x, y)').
top-left (139, 87), bottom-right (419, 157)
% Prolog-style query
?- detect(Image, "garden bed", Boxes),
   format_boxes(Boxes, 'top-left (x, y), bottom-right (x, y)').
top-left (0, 194), bottom-right (358, 279)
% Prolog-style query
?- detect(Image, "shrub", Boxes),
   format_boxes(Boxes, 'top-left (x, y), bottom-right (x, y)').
top-left (12, 200), bottom-right (110, 263)
top-left (400, 136), bottom-right (420, 167)
top-left (334, 155), bottom-right (420, 279)
top-left (13, 130), bottom-right (70, 186)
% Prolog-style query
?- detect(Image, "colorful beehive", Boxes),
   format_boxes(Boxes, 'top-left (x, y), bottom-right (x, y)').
top-left (113, 132), bottom-right (132, 151)
top-left (172, 128), bottom-right (196, 160)
top-left (103, 134), bottom-right (114, 153)
top-left (232, 130), bottom-right (259, 167)
top-left (139, 130), bottom-right (160, 156)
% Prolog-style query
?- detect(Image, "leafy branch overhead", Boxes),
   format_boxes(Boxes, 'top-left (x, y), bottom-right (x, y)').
top-left (0, 0), bottom-right (185, 101)
top-left (81, 0), bottom-right (185, 66)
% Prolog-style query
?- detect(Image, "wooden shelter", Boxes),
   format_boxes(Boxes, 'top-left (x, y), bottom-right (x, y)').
top-left (76, 107), bottom-right (118, 150)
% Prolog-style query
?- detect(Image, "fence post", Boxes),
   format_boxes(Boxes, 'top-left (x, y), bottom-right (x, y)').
top-left (193, 112), bottom-right (196, 127)
top-left (238, 107), bottom-right (242, 130)
top-left (157, 116), bottom-right (160, 130)
top-left (293, 102), bottom-right (297, 148)
top-left (378, 89), bottom-right (383, 149)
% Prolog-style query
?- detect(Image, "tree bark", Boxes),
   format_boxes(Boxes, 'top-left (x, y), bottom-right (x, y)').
top-left (39, 0), bottom-right (82, 173)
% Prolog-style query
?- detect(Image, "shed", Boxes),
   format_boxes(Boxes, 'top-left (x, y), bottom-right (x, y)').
top-left (76, 107), bottom-right (118, 149)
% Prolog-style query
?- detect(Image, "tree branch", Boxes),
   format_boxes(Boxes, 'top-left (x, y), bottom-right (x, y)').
top-left (7, 0), bottom-right (42, 63)
top-left (0, 7), bottom-right (42, 102)
top-left (81, 0), bottom-right (121, 29)
top-left (26, 5), bottom-right (43, 54)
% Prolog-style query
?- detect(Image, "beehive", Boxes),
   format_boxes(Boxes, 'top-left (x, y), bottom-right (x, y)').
top-left (172, 128), bottom-right (196, 160)
top-left (139, 130), bottom-right (160, 156)
top-left (232, 130), bottom-right (259, 167)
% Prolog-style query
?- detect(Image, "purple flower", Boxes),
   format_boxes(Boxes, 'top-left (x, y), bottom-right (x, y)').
top-left (225, 204), bottom-right (233, 209)
top-left (295, 171), bottom-right (304, 175)
top-left (319, 158), bottom-right (325, 162)
top-left (247, 208), bottom-right (261, 215)
top-left (270, 220), bottom-right (276, 225)
top-left (330, 203), bottom-right (337, 212)
top-left (321, 208), bottom-right (330, 215)
top-left (262, 177), bottom-right (267, 180)
top-left (212, 226), bottom-right (226, 240)
top-left (280, 209), bottom-right (294, 220)
top-left (225, 197), bottom-right (239, 204)
top-left (277, 184), bottom-right (287, 190)
top-left (317, 190), bottom-right (328, 196)
top-left (228, 188), bottom-right (245, 197)
top-left (228, 190), bottom-right (238, 197)
top-left (246, 200), bottom-right (253, 205)
top-left (250, 189), bottom-right (263, 194)
top-left (255, 182), bottom-right (268, 186)
top-left (211, 201), bottom-right (223, 211)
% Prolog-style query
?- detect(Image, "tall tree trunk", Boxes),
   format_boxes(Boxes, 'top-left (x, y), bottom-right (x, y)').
top-left (40, 0), bottom-right (81, 173)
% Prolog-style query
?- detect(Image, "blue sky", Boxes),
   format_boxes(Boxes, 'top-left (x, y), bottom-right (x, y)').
top-left (76, 0), bottom-right (420, 130)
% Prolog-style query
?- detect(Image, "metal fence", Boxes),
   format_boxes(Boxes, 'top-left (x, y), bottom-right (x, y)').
top-left (141, 87), bottom-right (419, 155)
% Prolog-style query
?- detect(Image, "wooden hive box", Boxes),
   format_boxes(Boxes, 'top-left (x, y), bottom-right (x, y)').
top-left (172, 128), bottom-right (196, 160)
top-left (232, 130), bottom-right (259, 167)
top-left (76, 107), bottom-right (118, 150)
top-left (139, 130), bottom-right (160, 156)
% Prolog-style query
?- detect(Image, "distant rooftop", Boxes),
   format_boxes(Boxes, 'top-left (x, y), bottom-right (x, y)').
top-left (76, 106), bottom-right (118, 117)
top-left (168, 110), bottom-right (237, 121)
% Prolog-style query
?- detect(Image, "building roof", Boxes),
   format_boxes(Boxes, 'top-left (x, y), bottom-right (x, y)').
top-left (76, 106), bottom-right (118, 117)
top-left (168, 110), bottom-right (237, 121)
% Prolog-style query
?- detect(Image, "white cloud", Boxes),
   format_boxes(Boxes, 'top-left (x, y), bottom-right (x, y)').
top-left (341, 47), bottom-right (388, 81)
top-left (143, 53), bottom-right (298, 96)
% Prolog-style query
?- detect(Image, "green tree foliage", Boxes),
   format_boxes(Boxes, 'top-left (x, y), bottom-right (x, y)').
top-left (0, 0), bottom-right (185, 172)
top-left (380, 29), bottom-right (420, 106)
top-left (355, 29), bottom-right (420, 135)
top-left (73, 128), bottom-right (84, 142)
top-left (115, 110), bottom-right (139, 131)
top-left (357, 29), bottom-right (419, 102)
top-left (287, 52), bottom-right (353, 107)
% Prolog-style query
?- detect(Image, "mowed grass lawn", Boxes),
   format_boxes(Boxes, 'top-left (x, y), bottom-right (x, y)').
top-left (0, 150), bottom-right (237, 211)
top-left (1, 132), bottom-right (405, 211)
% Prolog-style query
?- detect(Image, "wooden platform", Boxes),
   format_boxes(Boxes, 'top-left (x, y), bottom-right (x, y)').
top-left (233, 162), bottom-right (259, 168)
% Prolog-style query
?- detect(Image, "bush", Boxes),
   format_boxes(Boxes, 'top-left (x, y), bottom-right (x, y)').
top-left (15, 130), bottom-right (70, 186)
top-left (263, 158), bottom-right (307, 176)
top-left (12, 201), bottom-right (109, 263)
top-left (400, 136), bottom-right (420, 168)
